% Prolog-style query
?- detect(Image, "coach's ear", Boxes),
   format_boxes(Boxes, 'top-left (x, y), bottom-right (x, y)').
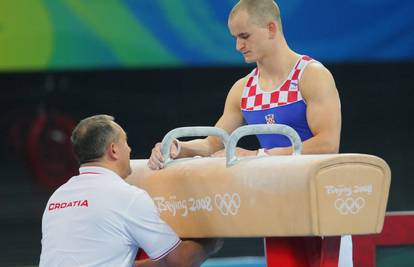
top-left (107, 142), bottom-right (119, 160)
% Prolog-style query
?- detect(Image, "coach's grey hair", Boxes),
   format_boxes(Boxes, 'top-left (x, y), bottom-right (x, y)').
top-left (71, 114), bottom-right (120, 164)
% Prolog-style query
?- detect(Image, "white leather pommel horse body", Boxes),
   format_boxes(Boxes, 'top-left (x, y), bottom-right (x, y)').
top-left (126, 125), bottom-right (391, 239)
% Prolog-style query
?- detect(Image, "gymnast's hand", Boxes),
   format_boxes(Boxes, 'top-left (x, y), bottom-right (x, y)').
top-left (147, 139), bottom-right (180, 170)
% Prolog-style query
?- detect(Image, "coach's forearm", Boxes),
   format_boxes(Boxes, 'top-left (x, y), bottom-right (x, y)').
top-left (135, 239), bottom-right (222, 267)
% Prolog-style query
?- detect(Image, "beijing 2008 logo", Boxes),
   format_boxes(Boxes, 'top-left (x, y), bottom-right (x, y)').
top-left (214, 193), bottom-right (241, 216)
top-left (334, 197), bottom-right (366, 215)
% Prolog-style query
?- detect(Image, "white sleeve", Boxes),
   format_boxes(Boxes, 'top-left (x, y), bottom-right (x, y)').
top-left (124, 190), bottom-right (181, 260)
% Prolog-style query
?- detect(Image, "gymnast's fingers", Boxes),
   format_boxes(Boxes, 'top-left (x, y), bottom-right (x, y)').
top-left (211, 149), bottom-right (226, 157)
top-left (170, 139), bottom-right (181, 159)
top-left (148, 143), bottom-right (164, 170)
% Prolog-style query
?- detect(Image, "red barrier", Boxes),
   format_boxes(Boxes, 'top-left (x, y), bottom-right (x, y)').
top-left (265, 237), bottom-right (340, 267)
top-left (265, 211), bottom-right (414, 267)
top-left (353, 211), bottom-right (414, 267)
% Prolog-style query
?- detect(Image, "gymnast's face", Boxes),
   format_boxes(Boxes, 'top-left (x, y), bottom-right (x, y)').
top-left (228, 9), bottom-right (270, 63)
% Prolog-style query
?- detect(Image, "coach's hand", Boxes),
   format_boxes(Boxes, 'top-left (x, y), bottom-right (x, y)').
top-left (147, 139), bottom-right (180, 170)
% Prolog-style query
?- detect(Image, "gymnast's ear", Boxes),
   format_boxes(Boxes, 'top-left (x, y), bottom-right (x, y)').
top-left (267, 21), bottom-right (278, 38)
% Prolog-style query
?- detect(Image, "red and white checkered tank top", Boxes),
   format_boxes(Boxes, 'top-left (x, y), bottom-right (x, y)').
top-left (240, 55), bottom-right (315, 148)
top-left (241, 55), bottom-right (313, 111)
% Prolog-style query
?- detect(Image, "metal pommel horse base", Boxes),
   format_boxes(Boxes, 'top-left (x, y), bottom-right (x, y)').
top-left (127, 125), bottom-right (391, 267)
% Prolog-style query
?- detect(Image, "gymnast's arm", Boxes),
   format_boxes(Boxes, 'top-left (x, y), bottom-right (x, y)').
top-left (135, 239), bottom-right (223, 267)
top-left (265, 62), bottom-right (342, 155)
top-left (148, 78), bottom-right (246, 169)
top-left (178, 77), bottom-right (247, 157)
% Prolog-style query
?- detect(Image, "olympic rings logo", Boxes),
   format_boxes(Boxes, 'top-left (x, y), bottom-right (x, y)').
top-left (334, 197), bottom-right (366, 215)
top-left (214, 193), bottom-right (241, 216)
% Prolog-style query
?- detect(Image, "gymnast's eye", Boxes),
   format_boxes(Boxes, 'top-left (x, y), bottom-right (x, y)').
top-left (239, 33), bottom-right (250, 40)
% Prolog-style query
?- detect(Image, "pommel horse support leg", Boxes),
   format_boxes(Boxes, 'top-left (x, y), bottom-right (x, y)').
top-left (127, 125), bottom-right (391, 267)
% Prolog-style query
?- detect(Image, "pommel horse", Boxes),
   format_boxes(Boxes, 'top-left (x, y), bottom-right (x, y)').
top-left (126, 125), bottom-right (391, 267)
